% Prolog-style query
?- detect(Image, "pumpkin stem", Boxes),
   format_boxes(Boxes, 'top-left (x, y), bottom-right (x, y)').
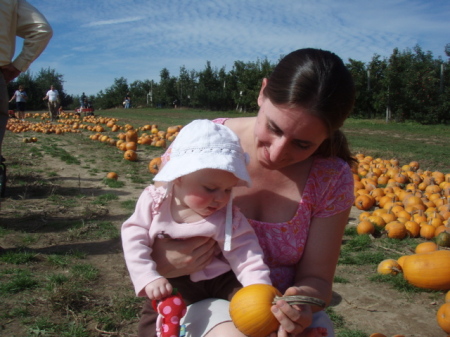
top-left (273, 295), bottom-right (326, 308)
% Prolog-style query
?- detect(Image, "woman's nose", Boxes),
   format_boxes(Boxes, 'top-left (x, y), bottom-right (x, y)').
top-left (269, 137), bottom-right (288, 161)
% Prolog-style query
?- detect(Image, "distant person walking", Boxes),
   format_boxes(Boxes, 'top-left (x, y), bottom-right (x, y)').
top-left (43, 85), bottom-right (59, 121)
top-left (0, 0), bottom-right (53, 163)
top-left (9, 85), bottom-right (27, 121)
top-left (80, 92), bottom-right (86, 109)
top-left (124, 92), bottom-right (131, 109)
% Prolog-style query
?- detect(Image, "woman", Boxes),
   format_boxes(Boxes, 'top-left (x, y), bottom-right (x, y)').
top-left (139, 48), bottom-right (356, 337)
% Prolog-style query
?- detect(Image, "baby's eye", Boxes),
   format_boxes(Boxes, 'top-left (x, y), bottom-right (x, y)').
top-left (204, 186), bottom-right (216, 192)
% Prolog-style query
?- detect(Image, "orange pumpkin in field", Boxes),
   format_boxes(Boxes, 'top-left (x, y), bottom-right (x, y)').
top-left (148, 157), bottom-right (162, 175)
top-left (125, 141), bottom-right (137, 151)
top-left (437, 302), bottom-right (450, 333)
top-left (229, 284), bottom-right (282, 337)
top-left (106, 172), bottom-right (118, 180)
top-left (125, 129), bottom-right (138, 143)
top-left (124, 150), bottom-right (137, 161)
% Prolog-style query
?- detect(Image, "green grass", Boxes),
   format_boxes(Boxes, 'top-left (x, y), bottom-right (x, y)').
top-left (343, 118), bottom-right (450, 172)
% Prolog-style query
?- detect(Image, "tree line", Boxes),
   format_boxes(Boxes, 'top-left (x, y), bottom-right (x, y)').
top-left (7, 44), bottom-right (450, 124)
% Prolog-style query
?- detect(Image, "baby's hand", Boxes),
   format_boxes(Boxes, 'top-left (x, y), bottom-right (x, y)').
top-left (145, 278), bottom-right (173, 301)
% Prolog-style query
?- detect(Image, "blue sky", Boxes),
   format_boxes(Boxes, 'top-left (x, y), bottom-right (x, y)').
top-left (19, 0), bottom-right (450, 96)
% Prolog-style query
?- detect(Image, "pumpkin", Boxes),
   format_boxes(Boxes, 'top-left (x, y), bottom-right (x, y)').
top-left (419, 224), bottom-right (436, 240)
top-left (124, 150), bottom-right (137, 161)
top-left (436, 232), bottom-right (450, 248)
top-left (356, 221), bottom-right (375, 235)
top-left (377, 259), bottom-right (401, 275)
top-left (230, 284), bottom-right (282, 337)
top-left (125, 129), bottom-right (138, 143)
top-left (397, 255), bottom-right (408, 269)
top-left (437, 302), bottom-right (450, 333)
top-left (404, 220), bottom-right (420, 238)
top-left (355, 194), bottom-right (375, 210)
top-left (415, 241), bottom-right (438, 254)
top-left (445, 290), bottom-right (450, 303)
top-left (402, 250), bottom-right (450, 290)
top-left (148, 157), bottom-right (162, 175)
top-left (385, 221), bottom-right (407, 239)
top-left (125, 141), bottom-right (137, 151)
top-left (369, 333), bottom-right (387, 337)
top-left (106, 172), bottom-right (118, 180)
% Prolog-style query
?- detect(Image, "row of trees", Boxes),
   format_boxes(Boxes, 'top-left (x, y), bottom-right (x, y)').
top-left (7, 44), bottom-right (450, 124)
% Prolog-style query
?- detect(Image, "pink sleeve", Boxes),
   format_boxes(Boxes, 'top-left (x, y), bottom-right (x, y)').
top-left (222, 209), bottom-right (272, 287)
top-left (121, 187), bottom-right (164, 296)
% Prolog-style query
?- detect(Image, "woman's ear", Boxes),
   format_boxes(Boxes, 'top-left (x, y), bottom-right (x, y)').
top-left (257, 78), bottom-right (268, 107)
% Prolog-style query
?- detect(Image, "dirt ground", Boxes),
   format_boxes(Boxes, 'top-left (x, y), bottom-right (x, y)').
top-left (0, 126), bottom-right (447, 337)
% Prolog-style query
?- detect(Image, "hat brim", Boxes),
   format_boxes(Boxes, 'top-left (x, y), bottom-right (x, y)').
top-left (154, 153), bottom-right (251, 187)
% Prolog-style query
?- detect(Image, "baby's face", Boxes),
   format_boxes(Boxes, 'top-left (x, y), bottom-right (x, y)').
top-left (175, 169), bottom-right (239, 217)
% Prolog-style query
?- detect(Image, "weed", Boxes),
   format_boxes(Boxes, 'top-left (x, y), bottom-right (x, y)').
top-left (41, 144), bottom-right (81, 165)
top-left (0, 250), bottom-right (37, 264)
top-left (0, 269), bottom-right (39, 294)
top-left (102, 177), bottom-right (125, 188)
top-left (93, 193), bottom-right (119, 205)
top-left (71, 264), bottom-right (99, 281)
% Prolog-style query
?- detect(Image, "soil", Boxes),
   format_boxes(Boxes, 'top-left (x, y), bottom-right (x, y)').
top-left (0, 124), bottom-right (447, 337)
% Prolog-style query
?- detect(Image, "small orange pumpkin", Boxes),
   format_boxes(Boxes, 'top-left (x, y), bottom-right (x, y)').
top-left (377, 259), bottom-right (401, 275)
top-left (437, 302), bottom-right (450, 333)
top-left (415, 241), bottom-right (439, 254)
top-left (148, 157), bottom-right (162, 175)
top-left (356, 221), bottom-right (375, 235)
top-left (106, 172), bottom-right (118, 180)
top-left (124, 150), bottom-right (137, 161)
top-left (229, 284), bottom-right (281, 337)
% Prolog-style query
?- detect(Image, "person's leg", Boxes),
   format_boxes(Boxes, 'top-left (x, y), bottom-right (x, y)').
top-left (308, 310), bottom-right (334, 337)
top-left (137, 275), bottom-right (206, 337)
top-left (47, 101), bottom-right (53, 120)
top-left (18, 102), bottom-right (25, 120)
top-left (0, 73), bottom-right (8, 161)
top-left (137, 299), bottom-right (158, 337)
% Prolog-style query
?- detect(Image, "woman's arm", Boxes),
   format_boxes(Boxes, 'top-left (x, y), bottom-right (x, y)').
top-left (151, 235), bottom-right (217, 278)
top-left (270, 208), bottom-right (351, 336)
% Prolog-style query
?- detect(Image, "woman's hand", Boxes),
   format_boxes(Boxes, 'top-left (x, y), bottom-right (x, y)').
top-left (151, 236), bottom-right (216, 278)
top-left (269, 287), bottom-right (313, 337)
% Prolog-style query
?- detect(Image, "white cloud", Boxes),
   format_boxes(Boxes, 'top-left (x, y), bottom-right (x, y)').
top-left (25, 0), bottom-right (449, 96)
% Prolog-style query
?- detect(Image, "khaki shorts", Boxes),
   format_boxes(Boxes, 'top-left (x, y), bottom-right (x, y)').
top-left (181, 299), bottom-right (335, 337)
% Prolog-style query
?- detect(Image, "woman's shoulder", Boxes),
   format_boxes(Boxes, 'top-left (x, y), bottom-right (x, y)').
top-left (313, 156), bottom-right (351, 173)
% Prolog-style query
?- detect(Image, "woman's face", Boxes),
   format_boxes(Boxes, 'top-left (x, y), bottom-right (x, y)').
top-left (255, 81), bottom-right (328, 170)
top-left (174, 169), bottom-right (239, 217)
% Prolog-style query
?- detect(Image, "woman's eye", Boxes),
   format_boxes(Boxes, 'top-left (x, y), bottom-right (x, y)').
top-left (267, 123), bottom-right (281, 135)
top-left (294, 142), bottom-right (311, 150)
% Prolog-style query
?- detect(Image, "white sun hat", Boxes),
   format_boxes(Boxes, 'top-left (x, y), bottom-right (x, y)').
top-left (154, 119), bottom-right (251, 187)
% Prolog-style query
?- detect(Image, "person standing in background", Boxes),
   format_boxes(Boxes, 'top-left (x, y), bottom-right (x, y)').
top-left (9, 85), bottom-right (27, 121)
top-left (43, 84), bottom-right (59, 121)
top-left (0, 0), bottom-right (53, 163)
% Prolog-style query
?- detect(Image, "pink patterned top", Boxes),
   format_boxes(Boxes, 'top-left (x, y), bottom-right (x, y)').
top-left (162, 118), bottom-right (355, 292)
